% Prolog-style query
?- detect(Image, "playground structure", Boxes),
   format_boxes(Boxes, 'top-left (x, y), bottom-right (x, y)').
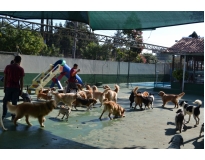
top-left (28, 59), bottom-right (83, 95)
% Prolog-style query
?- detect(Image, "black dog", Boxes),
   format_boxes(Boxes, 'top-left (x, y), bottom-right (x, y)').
top-left (138, 93), bottom-right (154, 109)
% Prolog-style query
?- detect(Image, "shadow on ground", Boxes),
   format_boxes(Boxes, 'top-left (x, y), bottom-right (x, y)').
top-left (0, 120), bottom-right (98, 149)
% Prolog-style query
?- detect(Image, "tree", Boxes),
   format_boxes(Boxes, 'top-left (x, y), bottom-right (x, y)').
top-left (189, 31), bottom-right (199, 38)
top-left (0, 24), bottom-right (46, 55)
top-left (141, 53), bottom-right (158, 63)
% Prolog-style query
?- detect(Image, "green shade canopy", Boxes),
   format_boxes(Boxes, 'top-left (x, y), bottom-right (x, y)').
top-left (0, 11), bottom-right (203, 30)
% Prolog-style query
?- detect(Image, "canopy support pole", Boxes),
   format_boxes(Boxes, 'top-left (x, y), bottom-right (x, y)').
top-left (182, 55), bottom-right (186, 92)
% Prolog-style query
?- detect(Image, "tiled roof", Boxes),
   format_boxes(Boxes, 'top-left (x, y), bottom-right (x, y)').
top-left (167, 37), bottom-right (204, 54)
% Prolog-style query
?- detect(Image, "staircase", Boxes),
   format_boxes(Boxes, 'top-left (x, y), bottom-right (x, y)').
top-left (28, 64), bottom-right (63, 95)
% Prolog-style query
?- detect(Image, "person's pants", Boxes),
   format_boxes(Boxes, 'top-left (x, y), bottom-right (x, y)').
top-left (2, 87), bottom-right (20, 118)
top-left (66, 82), bottom-right (77, 93)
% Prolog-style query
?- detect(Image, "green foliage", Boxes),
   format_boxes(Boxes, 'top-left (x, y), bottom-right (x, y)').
top-left (172, 69), bottom-right (188, 81)
top-left (0, 24), bottom-right (46, 54)
top-left (142, 53), bottom-right (158, 63)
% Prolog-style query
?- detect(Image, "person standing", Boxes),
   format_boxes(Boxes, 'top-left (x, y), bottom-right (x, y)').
top-left (2, 55), bottom-right (25, 121)
top-left (66, 63), bottom-right (80, 93)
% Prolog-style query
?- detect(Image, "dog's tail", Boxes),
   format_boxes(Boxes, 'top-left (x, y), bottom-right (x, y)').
top-left (177, 92), bottom-right (185, 99)
top-left (6, 102), bottom-right (17, 114)
top-left (133, 86), bottom-right (139, 96)
top-left (113, 84), bottom-right (120, 93)
top-left (193, 99), bottom-right (202, 107)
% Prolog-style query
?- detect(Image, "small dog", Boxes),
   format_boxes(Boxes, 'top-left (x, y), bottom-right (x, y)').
top-left (73, 97), bottom-right (98, 110)
top-left (0, 104), bottom-right (7, 131)
top-left (179, 99), bottom-right (202, 126)
top-left (158, 91), bottom-right (185, 108)
top-left (21, 92), bottom-right (32, 102)
top-left (199, 123), bottom-right (204, 137)
top-left (99, 98), bottom-right (125, 120)
top-left (56, 105), bottom-right (72, 120)
top-left (167, 134), bottom-right (184, 149)
top-left (175, 109), bottom-right (185, 133)
top-left (37, 89), bottom-right (52, 101)
top-left (140, 93), bottom-right (155, 109)
top-left (7, 100), bottom-right (56, 127)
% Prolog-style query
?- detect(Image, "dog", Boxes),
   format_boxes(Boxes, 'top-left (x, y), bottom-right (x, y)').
top-left (56, 105), bottom-right (72, 120)
top-left (72, 97), bottom-right (98, 110)
top-left (149, 93), bottom-right (155, 109)
top-left (133, 86), bottom-right (143, 110)
top-left (92, 88), bottom-right (110, 107)
top-left (140, 93), bottom-right (155, 109)
top-left (7, 100), bottom-right (56, 127)
top-left (0, 104), bottom-right (7, 131)
top-left (158, 91), bottom-right (185, 108)
top-left (51, 91), bottom-right (79, 108)
top-left (92, 85), bottom-right (98, 92)
top-left (103, 84), bottom-right (120, 103)
top-left (167, 134), bottom-right (184, 149)
top-left (199, 123), bottom-right (204, 137)
top-left (85, 85), bottom-right (93, 92)
top-left (179, 99), bottom-right (202, 126)
top-left (21, 92), bottom-right (32, 102)
top-left (37, 89), bottom-right (52, 101)
top-left (175, 109), bottom-right (185, 133)
top-left (99, 98), bottom-right (125, 120)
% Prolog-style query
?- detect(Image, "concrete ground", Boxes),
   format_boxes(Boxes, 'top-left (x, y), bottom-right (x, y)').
top-left (0, 84), bottom-right (204, 149)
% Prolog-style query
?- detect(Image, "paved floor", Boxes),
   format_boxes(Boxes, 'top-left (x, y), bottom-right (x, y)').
top-left (0, 84), bottom-right (204, 149)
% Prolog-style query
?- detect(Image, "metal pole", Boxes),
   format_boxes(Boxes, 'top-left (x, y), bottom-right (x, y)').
top-left (73, 22), bottom-right (78, 59)
top-left (182, 55), bottom-right (186, 92)
top-left (127, 51), bottom-right (130, 88)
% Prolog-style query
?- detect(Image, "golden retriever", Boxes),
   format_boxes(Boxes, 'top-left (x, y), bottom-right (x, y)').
top-left (158, 91), bottom-right (185, 108)
top-left (92, 88), bottom-right (110, 107)
top-left (92, 85), bottom-right (98, 92)
top-left (103, 84), bottom-right (120, 102)
top-left (99, 98), bottom-right (125, 120)
top-left (51, 91), bottom-right (79, 108)
top-left (7, 100), bottom-right (56, 127)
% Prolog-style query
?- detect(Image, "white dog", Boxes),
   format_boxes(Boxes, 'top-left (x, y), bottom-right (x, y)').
top-left (0, 104), bottom-right (7, 131)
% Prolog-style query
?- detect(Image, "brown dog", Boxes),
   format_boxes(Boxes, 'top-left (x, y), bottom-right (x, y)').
top-left (158, 91), bottom-right (185, 108)
top-left (7, 100), bottom-right (56, 127)
top-left (99, 98), bottom-right (125, 120)
top-left (73, 97), bottom-right (98, 110)
top-left (133, 86), bottom-right (149, 110)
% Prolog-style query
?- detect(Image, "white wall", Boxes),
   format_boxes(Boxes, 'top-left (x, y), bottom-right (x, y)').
top-left (0, 54), bottom-right (170, 75)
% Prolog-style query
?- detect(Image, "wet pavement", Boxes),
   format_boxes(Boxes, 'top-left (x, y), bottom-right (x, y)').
top-left (0, 84), bottom-right (204, 149)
